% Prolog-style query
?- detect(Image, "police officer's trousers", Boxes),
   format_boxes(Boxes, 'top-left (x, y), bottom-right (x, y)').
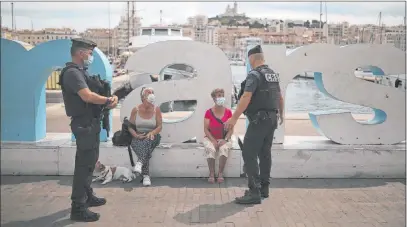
top-left (70, 117), bottom-right (101, 205)
top-left (243, 111), bottom-right (277, 192)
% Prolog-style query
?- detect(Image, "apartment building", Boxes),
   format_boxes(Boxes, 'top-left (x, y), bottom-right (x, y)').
top-left (326, 22), bottom-right (349, 38)
top-left (268, 20), bottom-right (285, 33)
top-left (81, 28), bottom-right (114, 54)
top-left (384, 26), bottom-right (406, 51)
top-left (1, 27), bottom-right (14, 40)
top-left (235, 37), bottom-right (262, 56)
top-left (186, 15), bottom-right (221, 46)
top-left (16, 28), bottom-right (78, 45)
top-left (324, 22), bottom-right (350, 44)
top-left (114, 15), bottom-right (141, 54)
top-left (205, 26), bottom-right (219, 46)
top-left (188, 15), bottom-right (209, 42)
top-left (187, 15), bottom-right (208, 27)
top-left (181, 26), bottom-right (194, 40)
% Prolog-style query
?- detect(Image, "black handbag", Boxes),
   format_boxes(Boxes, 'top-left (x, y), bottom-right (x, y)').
top-left (112, 117), bottom-right (137, 167)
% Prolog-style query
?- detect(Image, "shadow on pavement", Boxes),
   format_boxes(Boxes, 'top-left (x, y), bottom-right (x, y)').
top-left (1, 176), bottom-right (405, 189)
top-left (173, 201), bottom-right (254, 225)
top-left (1, 208), bottom-right (74, 227)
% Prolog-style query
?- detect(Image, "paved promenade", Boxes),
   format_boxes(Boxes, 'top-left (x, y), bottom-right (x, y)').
top-left (1, 176), bottom-right (405, 227)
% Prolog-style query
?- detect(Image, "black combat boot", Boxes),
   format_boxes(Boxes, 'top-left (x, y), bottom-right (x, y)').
top-left (86, 194), bottom-right (107, 207)
top-left (260, 184), bottom-right (269, 198)
top-left (235, 189), bottom-right (261, 204)
top-left (70, 203), bottom-right (100, 222)
top-left (244, 184), bottom-right (269, 198)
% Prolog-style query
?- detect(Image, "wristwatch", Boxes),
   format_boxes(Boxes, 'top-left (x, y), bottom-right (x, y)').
top-left (105, 97), bottom-right (112, 105)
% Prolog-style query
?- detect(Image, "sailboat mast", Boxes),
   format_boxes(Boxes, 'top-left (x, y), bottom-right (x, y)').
top-left (319, 1), bottom-right (322, 42)
top-left (132, 2), bottom-right (135, 36)
top-left (108, 2), bottom-right (111, 56)
top-left (325, 2), bottom-right (328, 43)
top-left (11, 2), bottom-right (14, 32)
top-left (379, 12), bottom-right (382, 44)
top-left (127, 1), bottom-right (130, 50)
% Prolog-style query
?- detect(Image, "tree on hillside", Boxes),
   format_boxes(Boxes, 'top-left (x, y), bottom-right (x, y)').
top-left (304, 20), bottom-right (310, 28)
top-left (228, 19), bottom-right (237, 26)
top-left (250, 21), bottom-right (264, 29)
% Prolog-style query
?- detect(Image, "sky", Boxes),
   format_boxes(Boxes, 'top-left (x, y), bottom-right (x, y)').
top-left (1, 1), bottom-right (405, 32)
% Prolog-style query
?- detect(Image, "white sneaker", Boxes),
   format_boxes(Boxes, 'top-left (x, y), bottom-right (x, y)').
top-left (133, 162), bottom-right (142, 174)
top-left (143, 175), bottom-right (151, 186)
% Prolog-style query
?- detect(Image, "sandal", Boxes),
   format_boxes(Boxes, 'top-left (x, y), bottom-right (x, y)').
top-left (208, 176), bottom-right (215, 184)
top-left (217, 174), bottom-right (224, 183)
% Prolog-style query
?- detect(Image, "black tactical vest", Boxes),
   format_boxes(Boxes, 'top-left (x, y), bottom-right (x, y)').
top-left (245, 65), bottom-right (281, 117)
top-left (59, 63), bottom-right (110, 118)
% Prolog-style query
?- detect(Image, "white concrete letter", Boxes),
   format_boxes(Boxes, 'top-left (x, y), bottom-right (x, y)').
top-left (261, 44), bottom-right (405, 145)
top-left (121, 41), bottom-right (233, 143)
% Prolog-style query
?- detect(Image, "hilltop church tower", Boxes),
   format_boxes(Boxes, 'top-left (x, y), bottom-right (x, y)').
top-left (220, 1), bottom-right (245, 17)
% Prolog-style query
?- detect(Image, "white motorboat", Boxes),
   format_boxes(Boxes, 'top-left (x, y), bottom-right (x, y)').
top-left (355, 66), bottom-right (406, 90)
top-left (128, 26), bottom-right (192, 52)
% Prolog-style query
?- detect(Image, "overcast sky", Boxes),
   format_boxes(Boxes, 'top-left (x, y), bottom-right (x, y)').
top-left (1, 2), bottom-right (405, 32)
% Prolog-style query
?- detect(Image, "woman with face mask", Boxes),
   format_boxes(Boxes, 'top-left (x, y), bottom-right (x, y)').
top-left (203, 88), bottom-right (234, 183)
top-left (128, 87), bottom-right (162, 186)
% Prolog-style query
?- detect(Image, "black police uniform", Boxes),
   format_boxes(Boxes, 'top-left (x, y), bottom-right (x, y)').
top-left (237, 45), bottom-right (280, 204)
top-left (59, 38), bottom-right (106, 222)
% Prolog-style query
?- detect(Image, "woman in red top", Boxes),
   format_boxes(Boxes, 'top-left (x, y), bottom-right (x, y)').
top-left (203, 88), bottom-right (234, 183)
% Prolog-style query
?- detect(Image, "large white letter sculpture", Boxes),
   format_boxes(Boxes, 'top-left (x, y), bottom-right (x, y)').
top-left (261, 44), bottom-right (405, 145)
top-left (121, 41), bottom-right (233, 143)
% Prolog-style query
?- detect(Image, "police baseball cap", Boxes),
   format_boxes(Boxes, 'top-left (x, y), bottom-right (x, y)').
top-left (71, 38), bottom-right (97, 50)
top-left (248, 45), bottom-right (263, 57)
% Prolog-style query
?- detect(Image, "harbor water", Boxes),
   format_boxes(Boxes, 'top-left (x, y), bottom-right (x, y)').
top-left (231, 66), bottom-right (374, 114)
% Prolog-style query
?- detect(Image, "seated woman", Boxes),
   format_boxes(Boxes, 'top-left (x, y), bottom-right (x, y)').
top-left (203, 88), bottom-right (234, 183)
top-left (128, 87), bottom-right (162, 186)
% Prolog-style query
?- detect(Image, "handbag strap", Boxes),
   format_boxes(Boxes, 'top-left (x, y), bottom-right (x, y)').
top-left (210, 109), bottom-right (224, 125)
top-left (209, 109), bottom-right (227, 139)
top-left (127, 145), bottom-right (135, 167)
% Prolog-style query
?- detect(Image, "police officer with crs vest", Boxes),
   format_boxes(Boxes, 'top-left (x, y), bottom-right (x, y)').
top-left (60, 38), bottom-right (118, 222)
top-left (225, 45), bottom-right (284, 204)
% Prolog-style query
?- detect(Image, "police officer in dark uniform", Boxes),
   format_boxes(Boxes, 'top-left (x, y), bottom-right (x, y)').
top-left (225, 45), bottom-right (284, 204)
top-left (60, 38), bottom-right (118, 222)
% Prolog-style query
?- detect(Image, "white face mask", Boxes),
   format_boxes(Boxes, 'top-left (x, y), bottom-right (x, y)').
top-left (146, 93), bottom-right (155, 104)
top-left (215, 97), bottom-right (225, 106)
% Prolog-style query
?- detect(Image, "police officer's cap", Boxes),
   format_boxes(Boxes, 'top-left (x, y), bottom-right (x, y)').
top-left (248, 45), bottom-right (263, 57)
top-left (71, 38), bottom-right (97, 50)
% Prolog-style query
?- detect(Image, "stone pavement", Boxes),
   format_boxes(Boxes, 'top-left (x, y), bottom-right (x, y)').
top-left (1, 176), bottom-right (405, 227)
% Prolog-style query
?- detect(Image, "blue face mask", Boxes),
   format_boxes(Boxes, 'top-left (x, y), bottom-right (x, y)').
top-left (84, 55), bottom-right (94, 67)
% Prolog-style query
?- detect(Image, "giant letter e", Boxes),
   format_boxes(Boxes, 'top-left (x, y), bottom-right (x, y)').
top-left (121, 41), bottom-right (233, 143)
